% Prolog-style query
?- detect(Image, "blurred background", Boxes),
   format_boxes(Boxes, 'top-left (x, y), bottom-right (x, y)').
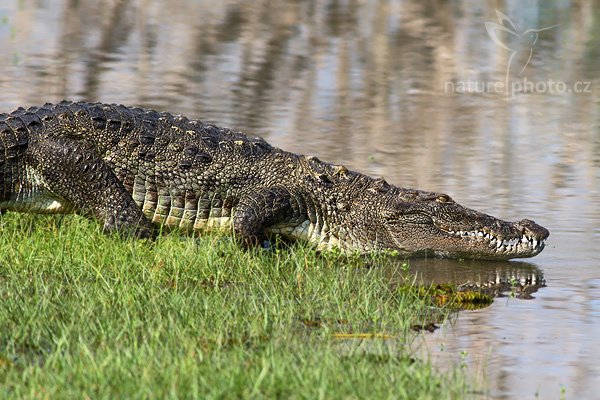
top-left (1, 1), bottom-right (599, 398)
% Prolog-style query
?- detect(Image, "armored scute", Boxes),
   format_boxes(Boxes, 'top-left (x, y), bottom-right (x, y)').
top-left (0, 101), bottom-right (548, 260)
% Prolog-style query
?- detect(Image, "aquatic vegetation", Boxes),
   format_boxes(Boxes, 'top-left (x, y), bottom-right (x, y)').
top-left (399, 284), bottom-right (494, 311)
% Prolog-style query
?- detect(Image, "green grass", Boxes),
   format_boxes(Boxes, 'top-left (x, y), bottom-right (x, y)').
top-left (0, 213), bottom-right (468, 399)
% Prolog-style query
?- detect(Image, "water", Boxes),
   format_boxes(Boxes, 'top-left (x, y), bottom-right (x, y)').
top-left (0, 1), bottom-right (598, 398)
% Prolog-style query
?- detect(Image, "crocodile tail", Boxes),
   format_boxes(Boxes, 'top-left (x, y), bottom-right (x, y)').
top-left (0, 107), bottom-right (42, 201)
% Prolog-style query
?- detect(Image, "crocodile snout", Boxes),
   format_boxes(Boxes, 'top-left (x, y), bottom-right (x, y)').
top-left (516, 219), bottom-right (550, 240)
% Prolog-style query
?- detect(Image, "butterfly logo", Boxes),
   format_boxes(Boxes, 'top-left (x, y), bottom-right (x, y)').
top-left (485, 10), bottom-right (558, 86)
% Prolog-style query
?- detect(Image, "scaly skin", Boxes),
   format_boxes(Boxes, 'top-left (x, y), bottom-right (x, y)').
top-left (0, 101), bottom-right (549, 260)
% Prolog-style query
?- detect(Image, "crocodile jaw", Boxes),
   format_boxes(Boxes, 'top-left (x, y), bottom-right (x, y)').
top-left (433, 222), bottom-right (548, 260)
top-left (412, 216), bottom-right (550, 260)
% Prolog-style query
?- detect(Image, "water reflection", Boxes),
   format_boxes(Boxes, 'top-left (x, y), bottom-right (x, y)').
top-left (0, 0), bottom-right (599, 398)
top-left (392, 259), bottom-right (546, 301)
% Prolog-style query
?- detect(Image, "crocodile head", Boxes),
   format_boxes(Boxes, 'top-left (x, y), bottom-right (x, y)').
top-left (350, 184), bottom-right (549, 260)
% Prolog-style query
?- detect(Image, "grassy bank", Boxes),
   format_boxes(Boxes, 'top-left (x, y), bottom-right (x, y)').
top-left (0, 213), bottom-right (467, 399)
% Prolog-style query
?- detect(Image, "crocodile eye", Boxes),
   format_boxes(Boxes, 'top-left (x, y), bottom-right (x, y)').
top-left (436, 194), bottom-right (451, 203)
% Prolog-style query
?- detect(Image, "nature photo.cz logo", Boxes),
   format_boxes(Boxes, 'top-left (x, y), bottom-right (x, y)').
top-left (445, 10), bottom-right (592, 96)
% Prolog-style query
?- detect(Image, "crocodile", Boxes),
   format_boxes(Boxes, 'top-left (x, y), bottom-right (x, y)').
top-left (0, 101), bottom-right (549, 260)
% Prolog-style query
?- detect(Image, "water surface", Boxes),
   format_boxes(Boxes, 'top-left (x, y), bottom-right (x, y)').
top-left (1, 1), bottom-right (599, 398)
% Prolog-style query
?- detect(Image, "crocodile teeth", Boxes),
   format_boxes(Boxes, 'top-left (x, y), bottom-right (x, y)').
top-left (444, 227), bottom-right (546, 253)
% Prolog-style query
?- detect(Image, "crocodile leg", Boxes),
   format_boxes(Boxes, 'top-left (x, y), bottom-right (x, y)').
top-left (28, 135), bottom-right (155, 239)
top-left (232, 187), bottom-right (307, 246)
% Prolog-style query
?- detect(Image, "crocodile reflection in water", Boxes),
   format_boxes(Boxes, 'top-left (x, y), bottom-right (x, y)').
top-left (388, 260), bottom-right (546, 308)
